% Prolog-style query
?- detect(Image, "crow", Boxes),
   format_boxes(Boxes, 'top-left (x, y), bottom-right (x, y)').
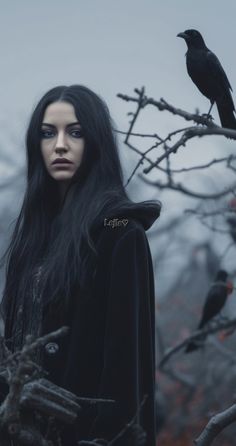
top-left (185, 270), bottom-right (233, 353)
top-left (177, 29), bottom-right (236, 130)
top-left (227, 216), bottom-right (236, 243)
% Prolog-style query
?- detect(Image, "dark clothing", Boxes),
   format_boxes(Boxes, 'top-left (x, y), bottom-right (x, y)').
top-left (9, 263), bottom-right (44, 363)
top-left (4, 205), bottom-right (159, 445)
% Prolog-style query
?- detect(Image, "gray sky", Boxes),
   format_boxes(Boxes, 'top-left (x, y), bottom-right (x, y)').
top-left (0, 0), bottom-right (235, 168)
top-left (1, 0), bottom-right (236, 294)
top-left (1, 0), bottom-right (236, 166)
top-left (1, 1), bottom-right (236, 128)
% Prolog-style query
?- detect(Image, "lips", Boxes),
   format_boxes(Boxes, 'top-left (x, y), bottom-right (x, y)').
top-left (52, 158), bottom-right (73, 165)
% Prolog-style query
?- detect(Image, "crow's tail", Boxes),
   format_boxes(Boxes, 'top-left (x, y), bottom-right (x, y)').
top-left (216, 96), bottom-right (236, 130)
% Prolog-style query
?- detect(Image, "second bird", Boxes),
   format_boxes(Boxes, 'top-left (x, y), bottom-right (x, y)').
top-left (177, 29), bottom-right (236, 130)
top-left (185, 270), bottom-right (233, 353)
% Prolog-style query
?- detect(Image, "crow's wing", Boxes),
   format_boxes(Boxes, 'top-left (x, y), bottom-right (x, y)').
top-left (206, 49), bottom-right (232, 92)
top-left (198, 283), bottom-right (228, 327)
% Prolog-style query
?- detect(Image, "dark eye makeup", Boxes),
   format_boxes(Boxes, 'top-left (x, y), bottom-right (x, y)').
top-left (69, 129), bottom-right (83, 138)
top-left (41, 127), bottom-right (83, 139)
top-left (41, 129), bottom-right (55, 138)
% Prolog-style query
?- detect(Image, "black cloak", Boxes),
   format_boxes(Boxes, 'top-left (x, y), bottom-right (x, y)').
top-left (5, 203), bottom-right (160, 445)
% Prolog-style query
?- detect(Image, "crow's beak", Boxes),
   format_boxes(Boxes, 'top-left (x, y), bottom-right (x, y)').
top-left (177, 32), bottom-right (187, 40)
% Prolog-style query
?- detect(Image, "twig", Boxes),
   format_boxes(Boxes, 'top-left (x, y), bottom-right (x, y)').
top-left (159, 317), bottom-right (236, 369)
top-left (139, 174), bottom-right (236, 200)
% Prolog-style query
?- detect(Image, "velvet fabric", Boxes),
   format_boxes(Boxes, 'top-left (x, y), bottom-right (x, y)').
top-left (6, 206), bottom-right (159, 445)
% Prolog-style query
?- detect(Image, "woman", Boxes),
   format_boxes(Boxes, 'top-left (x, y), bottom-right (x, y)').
top-left (1, 85), bottom-right (161, 445)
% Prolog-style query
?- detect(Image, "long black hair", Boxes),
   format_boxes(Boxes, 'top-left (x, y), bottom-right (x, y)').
top-left (1, 84), bottom-right (161, 326)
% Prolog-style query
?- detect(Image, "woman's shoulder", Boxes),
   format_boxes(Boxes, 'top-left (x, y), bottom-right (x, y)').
top-left (94, 217), bottom-right (148, 255)
top-left (88, 217), bottom-right (153, 291)
top-left (91, 201), bottom-right (160, 256)
top-left (103, 216), bottom-right (144, 233)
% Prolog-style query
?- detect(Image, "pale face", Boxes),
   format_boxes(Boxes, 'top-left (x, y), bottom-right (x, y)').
top-left (40, 101), bottom-right (85, 192)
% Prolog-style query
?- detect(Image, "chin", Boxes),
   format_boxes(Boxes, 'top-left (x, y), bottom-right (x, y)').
top-left (52, 174), bottom-right (74, 181)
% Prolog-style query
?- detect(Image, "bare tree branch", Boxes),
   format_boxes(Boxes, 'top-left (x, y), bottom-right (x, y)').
top-left (139, 173), bottom-right (236, 200)
top-left (117, 88), bottom-right (236, 199)
top-left (159, 317), bottom-right (236, 370)
top-left (194, 403), bottom-right (236, 446)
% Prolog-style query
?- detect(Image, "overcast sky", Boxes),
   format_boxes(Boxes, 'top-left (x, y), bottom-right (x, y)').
top-left (1, 0), bottom-right (236, 294)
top-left (1, 0), bottom-right (236, 175)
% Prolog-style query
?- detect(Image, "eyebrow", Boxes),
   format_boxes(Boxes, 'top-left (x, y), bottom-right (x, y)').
top-left (41, 122), bottom-right (81, 128)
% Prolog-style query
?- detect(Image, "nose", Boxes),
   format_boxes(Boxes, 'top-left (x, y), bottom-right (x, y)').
top-left (55, 130), bottom-right (68, 153)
